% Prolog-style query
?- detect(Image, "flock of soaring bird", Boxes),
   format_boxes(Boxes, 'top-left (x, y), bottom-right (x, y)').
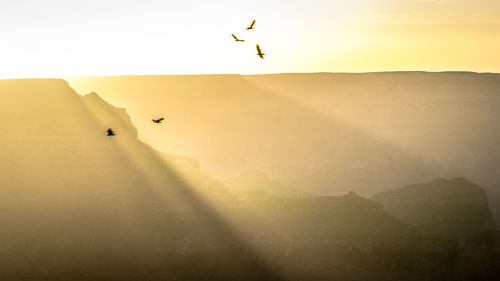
top-left (231, 19), bottom-right (265, 59)
top-left (106, 20), bottom-right (261, 136)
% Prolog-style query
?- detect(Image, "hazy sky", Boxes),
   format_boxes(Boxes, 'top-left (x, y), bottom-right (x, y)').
top-left (1, 0), bottom-right (499, 77)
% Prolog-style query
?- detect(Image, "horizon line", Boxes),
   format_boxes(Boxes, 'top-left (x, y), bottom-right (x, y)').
top-left (1, 70), bottom-right (500, 80)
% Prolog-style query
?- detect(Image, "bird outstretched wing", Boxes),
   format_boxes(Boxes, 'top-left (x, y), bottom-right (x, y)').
top-left (256, 44), bottom-right (265, 59)
top-left (256, 44), bottom-right (262, 53)
top-left (247, 20), bottom-right (256, 29)
top-left (231, 34), bottom-right (238, 40)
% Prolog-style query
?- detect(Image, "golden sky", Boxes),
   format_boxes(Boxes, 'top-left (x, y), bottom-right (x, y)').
top-left (1, 0), bottom-right (499, 77)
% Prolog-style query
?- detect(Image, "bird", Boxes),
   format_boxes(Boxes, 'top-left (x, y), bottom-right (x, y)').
top-left (256, 44), bottom-right (265, 59)
top-left (106, 128), bottom-right (116, 136)
top-left (246, 20), bottom-right (256, 30)
top-left (231, 34), bottom-right (245, 42)
top-left (152, 117), bottom-right (165, 123)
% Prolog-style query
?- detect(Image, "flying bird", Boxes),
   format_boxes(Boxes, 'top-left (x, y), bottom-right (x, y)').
top-left (107, 128), bottom-right (116, 136)
top-left (231, 34), bottom-right (245, 42)
top-left (256, 44), bottom-right (265, 59)
top-left (152, 118), bottom-right (165, 123)
top-left (246, 20), bottom-right (256, 30)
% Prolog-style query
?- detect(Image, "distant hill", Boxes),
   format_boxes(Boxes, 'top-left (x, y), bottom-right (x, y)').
top-left (67, 72), bottom-right (500, 222)
top-left (244, 191), bottom-right (421, 280)
top-left (373, 177), bottom-right (496, 241)
top-left (373, 177), bottom-right (499, 280)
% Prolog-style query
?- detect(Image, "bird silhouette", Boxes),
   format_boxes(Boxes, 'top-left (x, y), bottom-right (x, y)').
top-left (256, 44), bottom-right (265, 59)
top-left (246, 20), bottom-right (256, 30)
top-left (107, 128), bottom-right (116, 136)
top-left (152, 117), bottom-right (165, 123)
top-left (231, 34), bottom-right (245, 42)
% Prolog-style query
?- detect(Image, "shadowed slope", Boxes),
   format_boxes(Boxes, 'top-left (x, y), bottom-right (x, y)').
top-left (0, 79), bottom-right (284, 281)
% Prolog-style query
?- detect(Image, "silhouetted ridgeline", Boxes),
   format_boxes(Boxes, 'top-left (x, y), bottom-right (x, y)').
top-left (373, 177), bottom-right (496, 242)
top-left (373, 178), bottom-right (500, 280)
top-left (0, 79), bottom-right (498, 280)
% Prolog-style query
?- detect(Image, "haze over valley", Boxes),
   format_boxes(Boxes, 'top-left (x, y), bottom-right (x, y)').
top-left (0, 76), bottom-right (499, 280)
top-left (70, 72), bottom-right (500, 222)
top-left (2, 0), bottom-right (500, 279)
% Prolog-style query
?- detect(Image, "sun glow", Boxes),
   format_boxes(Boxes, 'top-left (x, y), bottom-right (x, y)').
top-left (1, 0), bottom-right (500, 78)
